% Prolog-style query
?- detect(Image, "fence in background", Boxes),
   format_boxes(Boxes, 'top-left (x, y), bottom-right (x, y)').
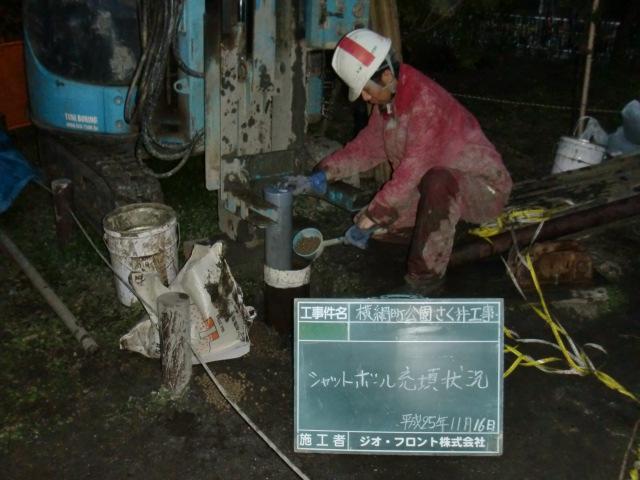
top-left (427, 14), bottom-right (625, 62)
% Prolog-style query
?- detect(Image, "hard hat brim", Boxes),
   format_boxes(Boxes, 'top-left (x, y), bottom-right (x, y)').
top-left (348, 87), bottom-right (360, 102)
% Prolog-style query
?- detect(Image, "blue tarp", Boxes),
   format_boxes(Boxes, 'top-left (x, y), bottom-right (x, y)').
top-left (0, 129), bottom-right (38, 214)
top-left (622, 99), bottom-right (640, 145)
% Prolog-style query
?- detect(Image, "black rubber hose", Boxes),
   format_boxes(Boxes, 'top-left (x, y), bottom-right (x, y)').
top-left (126, 0), bottom-right (204, 172)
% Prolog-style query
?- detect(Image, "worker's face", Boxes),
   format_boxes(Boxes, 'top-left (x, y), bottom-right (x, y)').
top-left (361, 69), bottom-right (395, 105)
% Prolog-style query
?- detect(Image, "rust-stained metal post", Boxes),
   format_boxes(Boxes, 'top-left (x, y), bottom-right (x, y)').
top-left (370, 0), bottom-right (403, 62)
top-left (0, 229), bottom-right (98, 354)
top-left (158, 292), bottom-right (192, 398)
top-left (51, 178), bottom-right (74, 248)
top-left (450, 195), bottom-right (640, 267)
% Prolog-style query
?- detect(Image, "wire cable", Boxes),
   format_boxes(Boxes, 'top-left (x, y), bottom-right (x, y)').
top-left (34, 181), bottom-right (311, 479)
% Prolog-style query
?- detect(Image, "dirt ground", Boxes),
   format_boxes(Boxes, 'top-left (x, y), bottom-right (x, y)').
top-left (1, 58), bottom-right (640, 479)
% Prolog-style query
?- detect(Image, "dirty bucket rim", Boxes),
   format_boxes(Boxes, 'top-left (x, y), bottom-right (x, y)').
top-left (553, 135), bottom-right (606, 175)
top-left (103, 202), bottom-right (177, 237)
top-left (558, 136), bottom-right (606, 151)
top-left (293, 227), bottom-right (323, 259)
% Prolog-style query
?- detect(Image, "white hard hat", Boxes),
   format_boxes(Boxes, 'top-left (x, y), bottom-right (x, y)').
top-left (332, 29), bottom-right (392, 102)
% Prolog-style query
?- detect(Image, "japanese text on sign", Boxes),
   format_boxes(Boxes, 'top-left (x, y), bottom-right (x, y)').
top-left (294, 299), bottom-right (504, 455)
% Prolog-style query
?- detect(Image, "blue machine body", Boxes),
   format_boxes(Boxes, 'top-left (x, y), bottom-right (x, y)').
top-left (24, 0), bottom-right (205, 138)
top-left (304, 0), bottom-right (370, 49)
top-left (304, 0), bottom-right (370, 121)
top-left (24, 38), bottom-right (134, 135)
top-left (24, 0), bottom-right (367, 137)
top-left (173, 0), bottom-right (205, 139)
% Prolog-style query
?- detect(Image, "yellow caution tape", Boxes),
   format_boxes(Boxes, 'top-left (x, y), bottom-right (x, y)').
top-left (503, 252), bottom-right (639, 404)
top-left (469, 220), bottom-right (503, 239)
top-left (503, 344), bottom-right (561, 378)
top-left (506, 207), bottom-right (550, 224)
top-left (469, 209), bottom-right (637, 402)
top-left (469, 217), bottom-right (504, 238)
top-left (469, 207), bottom-right (557, 239)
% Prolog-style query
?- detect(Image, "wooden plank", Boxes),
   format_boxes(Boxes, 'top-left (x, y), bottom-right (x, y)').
top-left (507, 155), bottom-right (640, 214)
top-left (452, 154), bottom-right (640, 252)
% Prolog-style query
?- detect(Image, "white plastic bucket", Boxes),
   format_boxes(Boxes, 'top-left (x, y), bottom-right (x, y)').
top-left (103, 203), bottom-right (179, 306)
top-left (552, 136), bottom-right (605, 174)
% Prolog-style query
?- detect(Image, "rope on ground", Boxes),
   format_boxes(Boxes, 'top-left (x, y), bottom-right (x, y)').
top-left (502, 254), bottom-right (639, 403)
top-left (35, 182), bottom-right (311, 480)
top-left (499, 231), bottom-right (639, 403)
top-left (452, 92), bottom-right (620, 114)
top-left (467, 211), bottom-right (638, 402)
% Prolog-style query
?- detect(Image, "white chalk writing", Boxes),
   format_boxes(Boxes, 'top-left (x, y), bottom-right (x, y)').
top-left (308, 366), bottom-right (489, 391)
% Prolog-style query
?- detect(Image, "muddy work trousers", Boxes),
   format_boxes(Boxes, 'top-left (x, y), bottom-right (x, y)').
top-left (406, 168), bottom-right (462, 282)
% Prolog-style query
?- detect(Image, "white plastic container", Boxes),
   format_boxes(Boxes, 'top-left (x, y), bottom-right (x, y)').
top-left (552, 136), bottom-right (605, 174)
top-left (103, 203), bottom-right (179, 306)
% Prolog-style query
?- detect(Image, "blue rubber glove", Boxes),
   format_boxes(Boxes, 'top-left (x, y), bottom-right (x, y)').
top-left (284, 171), bottom-right (327, 195)
top-left (344, 225), bottom-right (374, 250)
top-left (308, 171), bottom-right (327, 195)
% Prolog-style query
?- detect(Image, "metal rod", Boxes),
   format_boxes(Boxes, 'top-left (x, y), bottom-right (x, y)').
top-left (0, 229), bottom-right (99, 354)
top-left (450, 195), bottom-right (640, 267)
top-left (51, 178), bottom-right (74, 248)
top-left (264, 185), bottom-right (293, 270)
top-left (578, 0), bottom-right (600, 134)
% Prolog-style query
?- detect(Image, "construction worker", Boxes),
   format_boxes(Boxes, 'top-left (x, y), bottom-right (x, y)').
top-left (293, 29), bottom-right (512, 292)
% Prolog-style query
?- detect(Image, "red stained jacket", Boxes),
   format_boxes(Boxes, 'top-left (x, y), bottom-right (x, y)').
top-left (318, 64), bottom-right (512, 236)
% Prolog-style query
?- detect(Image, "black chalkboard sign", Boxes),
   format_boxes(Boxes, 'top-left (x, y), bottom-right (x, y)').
top-left (294, 298), bottom-right (504, 455)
